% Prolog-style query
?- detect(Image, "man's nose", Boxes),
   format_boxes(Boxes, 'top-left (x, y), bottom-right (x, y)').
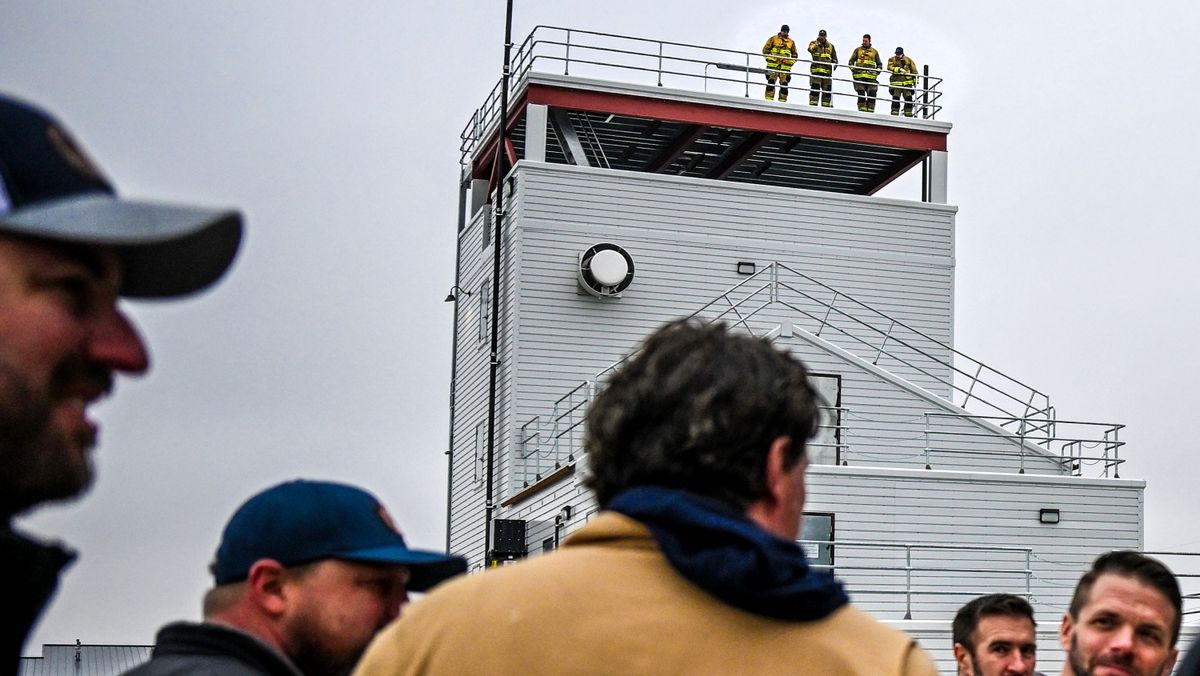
top-left (88, 305), bottom-right (149, 374)
top-left (1107, 625), bottom-right (1135, 654)
top-left (1005, 653), bottom-right (1032, 675)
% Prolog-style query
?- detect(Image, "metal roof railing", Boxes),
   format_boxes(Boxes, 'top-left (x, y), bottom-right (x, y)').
top-left (803, 539), bottom-right (1034, 620)
top-left (461, 26), bottom-right (946, 163)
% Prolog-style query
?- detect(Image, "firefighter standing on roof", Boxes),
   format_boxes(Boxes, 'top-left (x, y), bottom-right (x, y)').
top-left (887, 47), bottom-right (918, 117)
top-left (807, 30), bottom-right (838, 107)
top-left (762, 24), bottom-right (798, 102)
top-left (847, 34), bottom-right (882, 112)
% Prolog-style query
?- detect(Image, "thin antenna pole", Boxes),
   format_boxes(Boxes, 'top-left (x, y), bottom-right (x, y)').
top-left (484, 0), bottom-right (515, 565)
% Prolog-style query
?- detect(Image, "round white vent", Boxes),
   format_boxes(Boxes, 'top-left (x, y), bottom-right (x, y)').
top-left (578, 243), bottom-right (634, 297)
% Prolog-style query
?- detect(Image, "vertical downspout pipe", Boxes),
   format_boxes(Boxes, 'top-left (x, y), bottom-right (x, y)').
top-left (484, 0), bottom-right (515, 565)
top-left (445, 178), bottom-right (468, 553)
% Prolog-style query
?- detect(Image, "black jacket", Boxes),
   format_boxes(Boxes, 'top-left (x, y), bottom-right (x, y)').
top-left (1177, 635), bottom-right (1200, 676)
top-left (122, 623), bottom-right (301, 676)
top-left (1, 524), bottom-right (75, 676)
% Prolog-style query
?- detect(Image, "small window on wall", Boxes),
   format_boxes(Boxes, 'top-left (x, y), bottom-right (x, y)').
top-left (474, 420), bottom-right (486, 485)
top-left (477, 279), bottom-right (490, 344)
top-left (808, 373), bottom-right (842, 466)
top-left (801, 512), bottom-right (835, 570)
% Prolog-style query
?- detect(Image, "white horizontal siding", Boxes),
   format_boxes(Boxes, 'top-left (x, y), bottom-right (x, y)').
top-left (806, 465), bottom-right (1144, 623)
top-left (517, 162), bottom-right (958, 261)
top-left (486, 464), bottom-right (1144, 635)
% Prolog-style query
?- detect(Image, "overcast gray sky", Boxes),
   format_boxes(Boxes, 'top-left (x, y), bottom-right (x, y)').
top-left (5, 0), bottom-right (1199, 650)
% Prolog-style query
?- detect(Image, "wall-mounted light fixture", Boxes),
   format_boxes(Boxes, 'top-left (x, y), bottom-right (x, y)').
top-left (1039, 508), bottom-right (1061, 524)
top-left (444, 285), bottom-right (472, 303)
top-left (736, 261), bottom-right (756, 275)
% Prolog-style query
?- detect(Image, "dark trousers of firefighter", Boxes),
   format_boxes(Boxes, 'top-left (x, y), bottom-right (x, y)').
top-left (890, 86), bottom-right (914, 116)
top-left (766, 70), bottom-right (792, 101)
top-left (853, 81), bottom-right (878, 112)
top-left (808, 75), bottom-right (832, 106)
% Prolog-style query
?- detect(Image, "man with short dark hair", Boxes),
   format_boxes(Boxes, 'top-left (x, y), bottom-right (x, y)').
top-left (0, 93), bottom-right (243, 672)
top-left (125, 480), bottom-right (466, 676)
top-left (952, 594), bottom-right (1038, 676)
top-left (1059, 551), bottom-right (1181, 676)
top-left (354, 320), bottom-right (938, 675)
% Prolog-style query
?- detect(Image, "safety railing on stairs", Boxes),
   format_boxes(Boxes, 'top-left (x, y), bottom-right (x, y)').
top-left (689, 263), bottom-right (1053, 422)
top-left (514, 262), bottom-right (1129, 489)
top-left (462, 26), bottom-right (946, 163)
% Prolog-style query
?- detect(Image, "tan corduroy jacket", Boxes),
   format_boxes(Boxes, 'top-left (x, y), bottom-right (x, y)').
top-left (355, 513), bottom-right (938, 676)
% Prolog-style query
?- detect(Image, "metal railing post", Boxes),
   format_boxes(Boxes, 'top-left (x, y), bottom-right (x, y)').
top-left (1025, 550), bottom-right (1032, 600)
top-left (922, 65), bottom-right (930, 119)
top-left (770, 262), bottom-right (778, 303)
top-left (1018, 423), bottom-right (1026, 474)
top-left (874, 320), bottom-right (896, 364)
top-left (1112, 426), bottom-right (1121, 478)
top-left (923, 414), bottom-right (932, 469)
top-left (904, 546), bottom-right (913, 619)
top-left (841, 408), bottom-right (849, 466)
top-left (744, 52), bottom-right (751, 97)
top-left (657, 42), bottom-right (664, 87)
top-left (564, 29), bottom-right (572, 75)
top-left (960, 362), bottom-right (985, 409)
top-left (816, 288), bottom-right (839, 336)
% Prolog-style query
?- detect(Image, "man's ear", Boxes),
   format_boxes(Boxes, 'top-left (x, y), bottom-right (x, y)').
top-left (1059, 612), bottom-right (1074, 654)
top-left (952, 643), bottom-right (972, 675)
top-left (763, 436), bottom-right (794, 504)
top-left (245, 559), bottom-right (289, 616)
top-left (1161, 647), bottom-right (1179, 676)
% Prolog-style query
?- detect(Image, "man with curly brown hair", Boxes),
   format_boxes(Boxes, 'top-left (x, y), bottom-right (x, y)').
top-left (355, 320), bottom-right (938, 676)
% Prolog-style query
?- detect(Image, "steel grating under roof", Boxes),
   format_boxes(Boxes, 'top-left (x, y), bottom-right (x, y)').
top-left (507, 109), bottom-right (926, 195)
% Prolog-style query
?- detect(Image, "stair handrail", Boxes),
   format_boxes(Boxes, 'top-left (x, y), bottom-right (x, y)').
top-left (516, 262), bottom-right (1057, 480)
top-left (691, 263), bottom-right (1053, 421)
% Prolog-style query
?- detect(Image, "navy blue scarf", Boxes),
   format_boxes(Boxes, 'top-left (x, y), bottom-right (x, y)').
top-left (607, 486), bottom-right (848, 622)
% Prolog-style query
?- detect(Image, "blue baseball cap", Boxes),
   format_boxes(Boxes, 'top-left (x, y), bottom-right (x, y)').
top-left (0, 93), bottom-right (242, 298)
top-left (211, 480), bottom-right (467, 591)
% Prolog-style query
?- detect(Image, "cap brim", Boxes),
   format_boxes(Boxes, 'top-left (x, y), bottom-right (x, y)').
top-left (0, 192), bottom-right (242, 298)
top-left (340, 545), bottom-right (468, 592)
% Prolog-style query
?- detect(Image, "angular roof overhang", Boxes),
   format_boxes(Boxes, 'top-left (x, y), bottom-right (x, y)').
top-left (469, 73), bottom-right (950, 196)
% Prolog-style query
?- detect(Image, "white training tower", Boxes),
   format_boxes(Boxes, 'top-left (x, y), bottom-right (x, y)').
top-left (445, 27), bottom-right (1150, 673)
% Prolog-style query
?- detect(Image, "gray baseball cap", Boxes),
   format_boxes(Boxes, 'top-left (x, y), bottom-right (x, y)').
top-left (0, 93), bottom-right (243, 298)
